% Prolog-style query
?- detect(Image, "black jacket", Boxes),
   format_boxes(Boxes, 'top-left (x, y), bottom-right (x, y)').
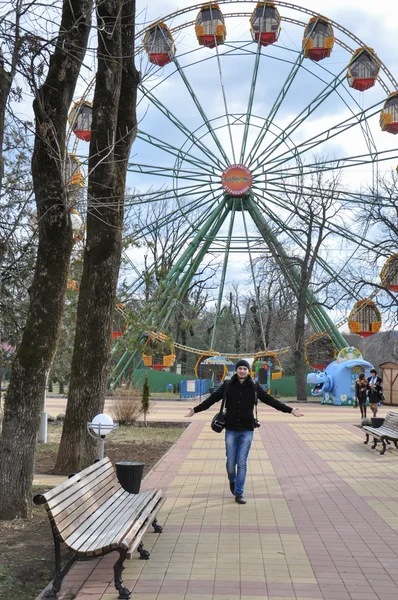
top-left (367, 375), bottom-right (383, 402)
top-left (355, 377), bottom-right (368, 401)
top-left (194, 374), bottom-right (293, 431)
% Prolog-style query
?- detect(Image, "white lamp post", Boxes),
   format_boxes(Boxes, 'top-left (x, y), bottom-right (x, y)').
top-left (87, 413), bottom-right (118, 460)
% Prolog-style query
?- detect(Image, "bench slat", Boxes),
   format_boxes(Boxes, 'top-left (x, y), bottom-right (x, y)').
top-left (363, 426), bottom-right (398, 439)
top-left (120, 490), bottom-right (163, 551)
top-left (43, 457), bottom-right (112, 503)
top-left (82, 490), bottom-right (158, 555)
top-left (55, 476), bottom-right (122, 539)
top-left (63, 489), bottom-right (135, 550)
top-left (65, 491), bottom-right (154, 553)
top-left (46, 462), bottom-right (117, 516)
top-left (126, 495), bottom-right (167, 559)
top-left (49, 468), bottom-right (118, 521)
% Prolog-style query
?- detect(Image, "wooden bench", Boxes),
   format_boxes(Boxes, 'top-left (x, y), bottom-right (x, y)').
top-left (363, 411), bottom-right (398, 455)
top-left (34, 457), bottom-right (166, 599)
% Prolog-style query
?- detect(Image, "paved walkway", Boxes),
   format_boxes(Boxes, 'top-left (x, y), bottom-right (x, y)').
top-left (37, 403), bottom-right (398, 600)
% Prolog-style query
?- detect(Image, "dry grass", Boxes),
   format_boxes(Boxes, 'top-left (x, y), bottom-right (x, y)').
top-left (109, 387), bottom-right (144, 424)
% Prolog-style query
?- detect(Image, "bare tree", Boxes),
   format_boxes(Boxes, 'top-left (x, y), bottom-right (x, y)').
top-left (54, 0), bottom-right (140, 473)
top-left (0, 0), bottom-right (92, 519)
top-left (279, 170), bottom-right (344, 401)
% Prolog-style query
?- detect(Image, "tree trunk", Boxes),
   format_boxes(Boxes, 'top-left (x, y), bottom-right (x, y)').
top-left (180, 326), bottom-right (188, 370)
top-left (250, 300), bottom-right (263, 352)
top-left (48, 379), bottom-right (53, 393)
top-left (0, 0), bottom-right (92, 520)
top-left (294, 297), bottom-right (307, 402)
top-left (54, 0), bottom-right (139, 474)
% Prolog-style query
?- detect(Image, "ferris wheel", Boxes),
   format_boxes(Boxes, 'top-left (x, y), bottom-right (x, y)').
top-left (67, 2), bottom-right (398, 384)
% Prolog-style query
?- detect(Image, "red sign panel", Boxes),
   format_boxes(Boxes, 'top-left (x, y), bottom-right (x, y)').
top-left (221, 164), bottom-right (253, 196)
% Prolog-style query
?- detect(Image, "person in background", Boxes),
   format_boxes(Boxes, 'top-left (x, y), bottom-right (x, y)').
top-left (185, 359), bottom-right (304, 505)
top-left (355, 372), bottom-right (368, 419)
top-left (367, 368), bottom-right (383, 418)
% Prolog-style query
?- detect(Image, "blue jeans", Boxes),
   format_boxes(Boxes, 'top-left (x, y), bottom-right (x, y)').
top-left (225, 430), bottom-right (254, 497)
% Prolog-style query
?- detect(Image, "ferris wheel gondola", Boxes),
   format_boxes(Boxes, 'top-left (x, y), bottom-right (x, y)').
top-left (195, 4), bottom-right (226, 48)
top-left (381, 255), bottom-right (398, 291)
top-left (346, 47), bottom-right (380, 91)
top-left (250, 2), bottom-right (281, 47)
top-left (302, 17), bottom-right (334, 62)
top-left (68, 101), bottom-right (92, 142)
top-left (380, 93), bottom-right (398, 134)
top-left (143, 23), bottom-right (175, 66)
top-left (348, 299), bottom-right (382, 338)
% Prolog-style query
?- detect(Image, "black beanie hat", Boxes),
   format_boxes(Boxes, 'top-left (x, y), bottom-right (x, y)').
top-left (235, 359), bottom-right (250, 370)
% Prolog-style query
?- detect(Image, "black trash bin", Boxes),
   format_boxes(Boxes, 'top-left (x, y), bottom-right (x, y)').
top-left (115, 461), bottom-right (145, 494)
top-left (371, 417), bottom-right (385, 428)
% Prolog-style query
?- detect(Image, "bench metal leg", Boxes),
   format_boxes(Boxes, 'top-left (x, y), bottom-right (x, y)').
top-left (152, 518), bottom-right (163, 533)
top-left (364, 433), bottom-right (369, 444)
top-left (137, 541), bottom-right (151, 559)
top-left (44, 529), bottom-right (78, 598)
top-left (380, 439), bottom-right (387, 455)
top-left (371, 438), bottom-right (378, 449)
top-left (113, 548), bottom-right (131, 599)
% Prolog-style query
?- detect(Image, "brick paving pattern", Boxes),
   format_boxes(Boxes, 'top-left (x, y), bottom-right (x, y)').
top-left (36, 402), bottom-right (398, 600)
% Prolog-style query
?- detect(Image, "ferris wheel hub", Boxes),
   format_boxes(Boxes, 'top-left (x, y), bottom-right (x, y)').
top-left (221, 164), bottom-right (253, 196)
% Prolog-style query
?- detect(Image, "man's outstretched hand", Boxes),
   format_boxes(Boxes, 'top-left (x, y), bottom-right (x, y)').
top-left (185, 408), bottom-right (195, 418)
top-left (292, 408), bottom-right (304, 417)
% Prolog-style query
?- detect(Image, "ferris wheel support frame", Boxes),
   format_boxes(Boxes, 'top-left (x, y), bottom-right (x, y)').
top-left (109, 197), bottom-right (232, 387)
top-left (245, 194), bottom-right (347, 350)
top-left (109, 191), bottom-right (348, 388)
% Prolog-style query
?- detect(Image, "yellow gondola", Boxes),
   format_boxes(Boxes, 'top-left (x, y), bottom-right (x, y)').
top-left (348, 299), bottom-right (382, 338)
top-left (65, 155), bottom-right (84, 191)
top-left (112, 304), bottom-right (126, 338)
top-left (68, 101), bottom-right (92, 142)
top-left (143, 23), bottom-right (176, 66)
top-left (69, 208), bottom-right (85, 242)
top-left (380, 255), bottom-right (398, 291)
top-left (67, 279), bottom-right (79, 291)
top-left (194, 354), bottom-right (229, 382)
top-left (304, 332), bottom-right (336, 370)
top-left (303, 17), bottom-right (334, 61)
top-left (250, 2), bottom-right (280, 47)
top-left (142, 332), bottom-right (176, 369)
top-left (195, 4), bottom-right (226, 48)
top-left (380, 93), bottom-right (398, 135)
top-left (347, 48), bottom-right (380, 91)
top-left (251, 352), bottom-right (282, 394)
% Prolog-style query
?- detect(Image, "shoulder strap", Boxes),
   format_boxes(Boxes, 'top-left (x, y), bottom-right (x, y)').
top-left (220, 380), bottom-right (230, 413)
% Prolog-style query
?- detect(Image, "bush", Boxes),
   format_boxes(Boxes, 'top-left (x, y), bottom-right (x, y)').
top-left (142, 376), bottom-right (150, 427)
top-left (110, 388), bottom-right (143, 425)
top-left (56, 413), bottom-right (65, 422)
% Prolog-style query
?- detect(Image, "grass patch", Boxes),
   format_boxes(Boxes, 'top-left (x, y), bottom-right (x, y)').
top-left (35, 423), bottom-right (186, 475)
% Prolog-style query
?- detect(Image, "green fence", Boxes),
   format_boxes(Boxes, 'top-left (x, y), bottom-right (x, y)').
top-left (131, 369), bottom-right (196, 393)
top-left (270, 375), bottom-right (313, 397)
top-left (130, 370), bottom-right (313, 397)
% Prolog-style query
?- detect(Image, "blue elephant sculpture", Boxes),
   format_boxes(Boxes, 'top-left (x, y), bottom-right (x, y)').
top-left (307, 347), bottom-right (374, 406)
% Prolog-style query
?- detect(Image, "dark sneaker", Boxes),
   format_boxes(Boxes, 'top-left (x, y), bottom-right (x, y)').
top-left (235, 495), bottom-right (247, 504)
top-left (229, 481), bottom-right (235, 495)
